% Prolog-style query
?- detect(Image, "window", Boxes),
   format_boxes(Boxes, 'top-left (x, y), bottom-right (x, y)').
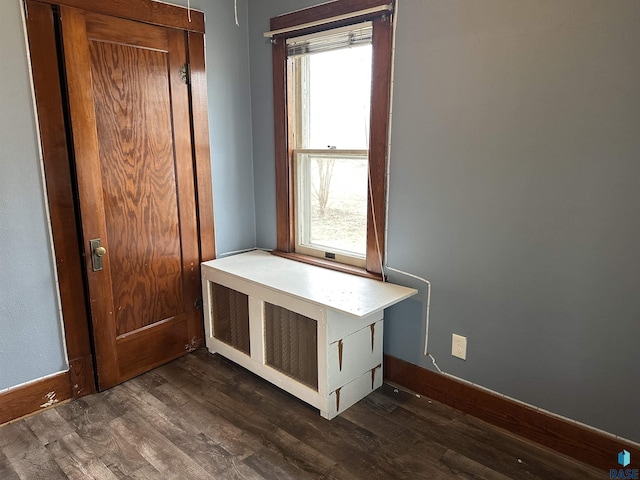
top-left (290, 24), bottom-right (372, 267)
top-left (270, 0), bottom-right (394, 278)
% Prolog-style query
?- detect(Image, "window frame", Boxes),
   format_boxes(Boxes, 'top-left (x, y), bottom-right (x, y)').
top-left (271, 0), bottom-right (394, 279)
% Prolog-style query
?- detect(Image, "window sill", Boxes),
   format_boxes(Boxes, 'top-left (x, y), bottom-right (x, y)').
top-left (271, 250), bottom-right (382, 281)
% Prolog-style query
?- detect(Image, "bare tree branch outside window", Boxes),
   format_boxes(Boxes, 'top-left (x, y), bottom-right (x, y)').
top-left (312, 157), bottom-right (335, 217)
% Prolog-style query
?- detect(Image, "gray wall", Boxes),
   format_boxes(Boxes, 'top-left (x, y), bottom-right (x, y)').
top-left (0, 0), bottom-right (67, 390)
top-left (248, 0), bottom-right (640, 442)
top-left (249, 0), bottom-right (319, 248)
top-left (171, 0), bottom-right (257, 255)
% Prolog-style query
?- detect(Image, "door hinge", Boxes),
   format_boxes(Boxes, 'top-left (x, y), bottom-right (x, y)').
top-left (194, 297), bottom-right (203, 310)
top-left (179, 64), bottom-right (190, 84)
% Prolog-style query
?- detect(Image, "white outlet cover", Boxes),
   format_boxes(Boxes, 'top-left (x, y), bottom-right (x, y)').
top-left (452, 334), bottom-right (467, 360)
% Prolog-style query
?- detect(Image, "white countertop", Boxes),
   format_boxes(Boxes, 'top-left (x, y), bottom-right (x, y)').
top-left (202, 250), bottom-right (417, 318)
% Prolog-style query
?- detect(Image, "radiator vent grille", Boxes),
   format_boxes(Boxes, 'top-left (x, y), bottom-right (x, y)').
top-left (211, 283), bottom-right (250, 354)
top-left (264, 303), bottom-right (318, 390)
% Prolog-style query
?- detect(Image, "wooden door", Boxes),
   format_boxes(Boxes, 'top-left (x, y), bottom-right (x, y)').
top-left (60, 7), bottom-right (203, 389)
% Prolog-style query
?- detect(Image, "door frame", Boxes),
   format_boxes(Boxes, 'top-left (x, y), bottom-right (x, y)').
top-left (25, 0), bottom-right (215, 397)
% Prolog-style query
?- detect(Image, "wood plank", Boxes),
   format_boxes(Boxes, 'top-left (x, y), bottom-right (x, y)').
top-left (188, 32), bottom-right (216, 262)
top-left (440, 449), bottom-right (513, 480)
top-left (0, 449), bottom-right (21, 480)
top-left (25, 0), bottom-right (95, 398)
top-left (270, 0), bottom-right (394, 32)
top-left (56, 394), bottom-right (150, 478)
top-left (46, 432), bottom-right (120, 480)
top-left (121, 464), bottom-right (163, 480)
top-left (358, 382), bottom-right (602, 480)
top-left (34, 0), bottom-right (204, 33)
top-left (202, 250), bottom-right (416, 317)
top-left (149, 380), bottom-right (263, 458)
top-left (210, 462), bottom-right (265, 480)
top-left (452, 415), bottom-right (603, 480)
top-left (55, 394), bottom-right (120, 428)
top-left (107, 412), bottom-right (212, 479)
top-left (338, 401), bottom-right (454, 479)
top-left (111, 379), bottom-right (243, 477)
top-left (273, 36), bottom-right (294, 252)
top-left (166, 27), bottom-right (204, 352)
top-left (385, 401), bottom-right (591, 479)
top-left (371, 383), bottom-right (468, 426)
top-left (115, 314), bottom-right (189, 383)
top-left (24, 409), bottom-right (75, 445)
top-left (384, 354), bottom-right (636, 473)
top-left (68, 355), bottom-right (96, 398)
top-left (160, 374), bottom-right (317, 479)
top-left (0, 350), bottom-right (614, 480)
top-left (0, 422), bottom-right (68, 480)
top-left (168, 352), bottom-right (434, 480)
top-left (60, 5), bottom-right (120, 389)
top-left (155, 355), bottom-right (340, 478)
top-left (183, 351), bottom-right (604, 480)
top-left (86, 12), bottom-right (169, 51)
top-left (272, 250), bottom-right (382, 280)
top-left (0, 372), bottom-right (72, 426)
top-left (243, 448), bottom-right (318, 480)
top-left (365, 13), bottom-right (392, 275)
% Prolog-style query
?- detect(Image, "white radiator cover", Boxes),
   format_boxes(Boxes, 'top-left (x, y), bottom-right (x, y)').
top-left (201, 251), bottom-right (416, 419)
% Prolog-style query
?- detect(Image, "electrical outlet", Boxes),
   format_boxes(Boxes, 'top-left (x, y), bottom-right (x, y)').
top-left (452, 334), bottom-right (467, 360)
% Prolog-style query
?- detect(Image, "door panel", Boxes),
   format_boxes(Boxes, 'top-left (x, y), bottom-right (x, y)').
top-left (89, 40), bottom-right (184, 336)
top-left (60, 7), bottom-right (203, 389)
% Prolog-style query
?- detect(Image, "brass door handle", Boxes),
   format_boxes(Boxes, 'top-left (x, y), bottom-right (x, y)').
top-left (90, 239), bottom-right (107, 271)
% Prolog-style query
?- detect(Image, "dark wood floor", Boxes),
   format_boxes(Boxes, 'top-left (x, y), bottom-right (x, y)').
top-left (0, 349), bottom-right (602, 479)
